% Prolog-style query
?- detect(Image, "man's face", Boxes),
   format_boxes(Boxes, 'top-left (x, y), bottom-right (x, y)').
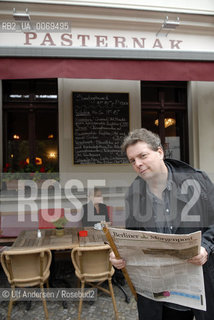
top-left (126, 141), bottom-right (165, 181)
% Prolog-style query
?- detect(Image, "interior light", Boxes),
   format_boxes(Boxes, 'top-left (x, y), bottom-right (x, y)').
top-left (48, 134), bottom-right (54, 139)
top-left (26, 157), bottom-right (42, 165)
top-left (155, 118), bottom-right (176, 128)
top-left (35, 157), bottom-right (43, 165)
top-left (48, 152), bottom-right (57, 159)
top-left (13, 134), bottom-right (20, 140)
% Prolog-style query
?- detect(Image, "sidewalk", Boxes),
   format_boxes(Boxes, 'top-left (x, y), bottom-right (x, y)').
top-left (0, 259), bottom-right (138, 320)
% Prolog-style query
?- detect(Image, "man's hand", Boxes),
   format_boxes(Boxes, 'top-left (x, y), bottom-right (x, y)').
top-left (188, 246), bottom-right (208, 266)
top-left (109, 251), bottom-right (126, 269)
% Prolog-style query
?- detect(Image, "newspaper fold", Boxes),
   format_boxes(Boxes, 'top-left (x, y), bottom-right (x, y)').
top-left (108, 227), bottom-right (206, 311)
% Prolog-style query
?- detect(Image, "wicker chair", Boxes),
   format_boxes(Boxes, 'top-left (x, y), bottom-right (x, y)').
top-left (1, 248), bottom-right (52, 320)
top-left (71, 244), bottom-right (119, 320)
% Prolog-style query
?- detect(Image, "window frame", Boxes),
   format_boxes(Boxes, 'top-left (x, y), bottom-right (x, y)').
top-left (2, 79), bottom-right (59, 171)
top-left (141, 81), bottom-right (189, 163)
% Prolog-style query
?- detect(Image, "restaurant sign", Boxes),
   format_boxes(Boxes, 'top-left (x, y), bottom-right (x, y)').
top-left (0, 19), bottom-right (213, 51)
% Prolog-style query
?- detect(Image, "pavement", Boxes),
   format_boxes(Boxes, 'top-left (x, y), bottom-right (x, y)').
top-left (0, 256), bottom-right (138, 320)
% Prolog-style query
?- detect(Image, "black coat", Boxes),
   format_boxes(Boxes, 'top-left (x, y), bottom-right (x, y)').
top-left (125, 159), bottom-right (214, 320)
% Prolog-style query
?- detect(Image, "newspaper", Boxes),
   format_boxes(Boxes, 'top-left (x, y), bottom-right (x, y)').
top-left (109, 227), bottom-right (206, 311)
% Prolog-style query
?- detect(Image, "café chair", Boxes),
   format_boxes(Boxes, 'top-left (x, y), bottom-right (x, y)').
top-left (71, 244), bottom-right (119, 320)
top-left (1, 248), bottom-right (52, 320)
top-left (38, 208), bottom-right (65, 285)
top-left (38, 207), bottom-right (69, 307)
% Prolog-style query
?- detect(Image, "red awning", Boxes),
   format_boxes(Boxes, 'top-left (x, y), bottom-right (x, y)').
top-left (1, 58), bottom-right (214, 81)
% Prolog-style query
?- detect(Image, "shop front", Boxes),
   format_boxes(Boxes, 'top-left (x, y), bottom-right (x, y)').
top-left (1, 1), bottom-right (214, 234)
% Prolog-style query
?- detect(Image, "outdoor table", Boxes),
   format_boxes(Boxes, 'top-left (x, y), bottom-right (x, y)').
top-left (11, 227), bottom-right (107, 250)
top-left (11, 228), bottom-right (80, 251)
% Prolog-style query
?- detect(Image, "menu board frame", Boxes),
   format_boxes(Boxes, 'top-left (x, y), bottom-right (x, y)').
top-left (72, 91), bottom-right (130, 165)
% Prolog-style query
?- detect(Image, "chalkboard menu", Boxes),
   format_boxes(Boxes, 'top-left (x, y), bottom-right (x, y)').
top-left (72, 92), bottom-right (130, 164)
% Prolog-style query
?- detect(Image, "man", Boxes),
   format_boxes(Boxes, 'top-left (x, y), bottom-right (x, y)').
top-left (81, 187), bottom-right (109, 226)
top-left (110, 128), bottom-right (214, 320)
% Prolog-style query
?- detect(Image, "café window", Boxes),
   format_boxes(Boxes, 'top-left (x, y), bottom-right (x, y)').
top-left (3, 79), bottom-right (59, 172)
top-left (141, 82), bottom-right (188, 162)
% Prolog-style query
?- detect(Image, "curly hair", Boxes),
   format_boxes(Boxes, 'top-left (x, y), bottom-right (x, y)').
top-left (121, 128), bottom-right (162, 153)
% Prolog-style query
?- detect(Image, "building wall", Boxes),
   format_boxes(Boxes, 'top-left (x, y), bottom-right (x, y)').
top-left (58, 78), bottom-right (141, 188)
top-left (1, 1), bottom-right (214, 229)
top-left (1, 1), bottom-right (214, 56)
top-left (10, 0), bottom-right (214, 14)
top-left (187, 81), bottom-right (214, 180)
top-left (1, 1), bottom-right (214, 181)
top-left (196, 82), bottom-right (214, 178)
top-left (57, 78), bottom-right (214, 183)
top-left (1, 79), bottom-right (214, 181)
top-left (0, 80), bottom-right (2, 172)
top-left (188, 82), bottom-right (199, 169)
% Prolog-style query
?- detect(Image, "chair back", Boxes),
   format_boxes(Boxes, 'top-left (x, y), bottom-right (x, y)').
top-left (1, 248), bottom-right (52, 287)
top-left (71, 245), bottom-right (114, 282)
top-left (38, 208), bottom-right (64, 229)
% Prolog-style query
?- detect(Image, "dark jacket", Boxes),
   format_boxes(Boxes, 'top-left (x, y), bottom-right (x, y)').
top-left (82, 201), bottom-right (109, 227)
top-left (125, 159), bottom-right (214, 320)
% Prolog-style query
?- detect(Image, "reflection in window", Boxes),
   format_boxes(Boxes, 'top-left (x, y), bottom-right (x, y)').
top-left (141, 82), bottom-right (188, 162)
top-left (3, 79), bottom-right (59, 173)
top-left (35, 110), bottom-right (58, 171)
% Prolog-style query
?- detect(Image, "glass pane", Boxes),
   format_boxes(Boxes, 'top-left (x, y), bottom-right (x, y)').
top-left (141, 82), bottom-right (188, 162)
top-left (6, 112), bottom-right (30, 170)
top-left (34, 79), bottom-right (57, 95)
top-left (141, 87), bottom-right (159, 102)
top-left (35, 110), bottom-right (59, 171)
top-left (164, 87), bottom-right (187, 103)
top-left (164, 87), bottom-right (176, 102)
top-left (141, 111), bottom-right (159, 134)
top-left (34, 79), bottom-right (58, 102)
top-left (3, 79), bottom-right (57, 102)
top-left (164, 111), bottom-right (181, 160)
top-left (141, 82), bottom-right (187, 104)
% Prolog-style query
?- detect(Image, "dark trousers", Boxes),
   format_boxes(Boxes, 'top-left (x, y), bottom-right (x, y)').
top-left (137, 294), bottom-right (194, 320)
top-left (162, 306), bottom-right (194, 320)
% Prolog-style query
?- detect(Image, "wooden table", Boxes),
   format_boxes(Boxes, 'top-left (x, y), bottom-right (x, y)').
top-left (79, 227), bottom-right (107, 246)
top-left (11, 227), bottom-right (107, 251)
top-left (11, 228), bottom-right (80, 251)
